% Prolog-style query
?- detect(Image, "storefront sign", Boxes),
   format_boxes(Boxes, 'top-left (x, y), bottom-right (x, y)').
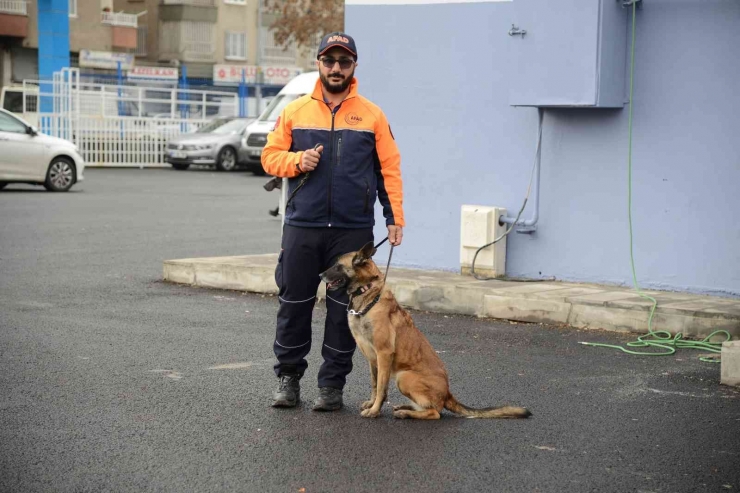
top-left (79, 50), bottom-right (135, 70)
top-left (213, 65), bottom-right (302, 86)
top-left (128, 66), bottom-right (179, 80)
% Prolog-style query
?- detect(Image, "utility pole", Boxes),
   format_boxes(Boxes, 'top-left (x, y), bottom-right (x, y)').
top-left (255, 0), bottom-right (263, 116)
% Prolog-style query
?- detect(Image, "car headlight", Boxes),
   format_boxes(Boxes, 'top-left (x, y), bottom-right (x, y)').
top-left (197, 144), bottom-right (215, 150)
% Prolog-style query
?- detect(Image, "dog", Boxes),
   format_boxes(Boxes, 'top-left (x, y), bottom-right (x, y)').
top-left (320, 241), bottom-right (532, 420)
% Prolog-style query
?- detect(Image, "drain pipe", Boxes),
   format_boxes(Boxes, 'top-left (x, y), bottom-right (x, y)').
top-left (500, 107), bottom-right (543, 234)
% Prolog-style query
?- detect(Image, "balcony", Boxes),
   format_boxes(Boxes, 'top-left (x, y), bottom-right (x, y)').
top-left (0, 0), bottom-right (26, 15)
top-left (159, 0), bottom-right (217, 24)
top-left (0, 0), bottom-right (28, 37)
top-left (101, 11), bottom-right (138, 28)
top-left (159, 21), bottom-right (215, 63)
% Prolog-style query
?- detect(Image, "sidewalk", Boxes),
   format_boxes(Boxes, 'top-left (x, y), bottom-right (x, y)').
top-left (163, 253), bottom-right (740, 339)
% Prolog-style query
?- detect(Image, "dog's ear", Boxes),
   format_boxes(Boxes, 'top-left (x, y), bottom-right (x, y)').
top-left (353, 241), bottom-right (376, 266)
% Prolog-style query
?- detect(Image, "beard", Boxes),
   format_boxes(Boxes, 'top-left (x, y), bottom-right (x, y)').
top-left (320, 69), bottom-right (354, 94)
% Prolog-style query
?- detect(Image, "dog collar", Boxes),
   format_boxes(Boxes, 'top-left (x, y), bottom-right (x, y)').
top-left (347, 292), bottom-right (381, 317)
top-left (350, 283), bottom-right (374, 297)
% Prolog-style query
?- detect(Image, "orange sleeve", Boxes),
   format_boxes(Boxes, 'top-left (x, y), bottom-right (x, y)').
top-left (375, 111), bottom-right (405, 227)
top-left (261, 111), bottom-right (303, 178)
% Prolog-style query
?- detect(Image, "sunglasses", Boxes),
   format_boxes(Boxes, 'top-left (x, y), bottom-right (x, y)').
top-left (320, 57), bottom-right (354, 70)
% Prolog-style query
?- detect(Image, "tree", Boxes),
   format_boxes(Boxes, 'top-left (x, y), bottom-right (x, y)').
top-left (264, 0), bottom-right (344, 50)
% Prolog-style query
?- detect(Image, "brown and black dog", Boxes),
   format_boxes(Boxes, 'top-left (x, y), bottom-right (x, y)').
top-left (320, 242), bottom-right (532, 420)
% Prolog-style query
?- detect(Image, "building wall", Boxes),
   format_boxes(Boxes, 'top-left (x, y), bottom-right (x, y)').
top-left (346, 0), bottom-right (740, 296)
top-left (217, 1), bottom-right (253, 64)
top-left (22, 0), bottom-right (39, 48)
top-left (70, 0), bottom-right (115, 52)
top-left (113, 0), bottom-right (315, 71)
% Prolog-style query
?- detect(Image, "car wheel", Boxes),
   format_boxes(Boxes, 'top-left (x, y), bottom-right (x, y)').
top-left (171, 163), bottom-right (190, 170)
top-left (216, 146), bottom-right (237, 172)
top-left (0, 182), bottom-right (6, 190)
top-left (43, 158), bottom-right (76, 192)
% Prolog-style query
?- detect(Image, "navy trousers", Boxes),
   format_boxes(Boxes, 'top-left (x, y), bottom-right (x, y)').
top-left (273, 224), bottom-right (373, 389)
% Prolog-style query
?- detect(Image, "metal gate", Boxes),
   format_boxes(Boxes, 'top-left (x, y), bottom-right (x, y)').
top-left (21, 68), bottom-right (240, 167)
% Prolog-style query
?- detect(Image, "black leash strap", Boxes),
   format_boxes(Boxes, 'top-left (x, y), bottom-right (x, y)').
top-left (285, 144), bottom-right (321, 210)
top-left (348, 237), bottom-right (394, 317)
top-left (373, 236), bottom-right (394, 284)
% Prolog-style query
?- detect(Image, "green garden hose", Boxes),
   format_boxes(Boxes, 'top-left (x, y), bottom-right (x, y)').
top-left (579, 2), bottom-right (731, 362)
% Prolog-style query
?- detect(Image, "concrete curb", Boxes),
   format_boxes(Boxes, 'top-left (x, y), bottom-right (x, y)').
top-left (721, 341), bottom-right (740, 387)
top-left (163, 254), bottom-right (740, 340)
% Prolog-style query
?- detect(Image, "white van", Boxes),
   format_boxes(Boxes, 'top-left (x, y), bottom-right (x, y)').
top-left (240, 71), bottom-right (319, 175)
top-left (1, 85), bottom-right (40, 128)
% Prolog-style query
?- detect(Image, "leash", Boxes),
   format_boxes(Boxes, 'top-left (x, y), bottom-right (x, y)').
top-left (347, 237), bottom-right (395, 317)
top-left (373, 236), bottom-right (394, 284)
top-left (285, 143), bottom-right (321, 211)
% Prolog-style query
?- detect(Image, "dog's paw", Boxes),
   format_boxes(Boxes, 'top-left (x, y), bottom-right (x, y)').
top-left (393, 410), bottom-right (409, 419)
top-left (361, 408), bottom-right (381, 418)
top-left (360, 400), bottom-right (374, 410)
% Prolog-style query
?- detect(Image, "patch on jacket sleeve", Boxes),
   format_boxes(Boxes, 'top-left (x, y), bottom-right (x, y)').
top-left (272, 116), bottom-right (281, 132)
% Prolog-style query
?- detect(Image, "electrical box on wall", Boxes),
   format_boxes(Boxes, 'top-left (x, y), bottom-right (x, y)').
top-left (460, 205), bottom-right (508, 278)
top-left (509, 0), bottom-right (629, 108)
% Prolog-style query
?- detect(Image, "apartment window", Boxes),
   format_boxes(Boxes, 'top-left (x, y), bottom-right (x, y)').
top-left (160, 21), bottom-right (215, 62)
top-left (69, 0), bottom-right (77, 17)
top-left (260, 27), bottom-right (296, 65)
top-left (225, 32), bottom-right (247, 61)
top-left (223, 0), bottom-right (246, 4)
top-left (135, 26), bottom-right (148, 57)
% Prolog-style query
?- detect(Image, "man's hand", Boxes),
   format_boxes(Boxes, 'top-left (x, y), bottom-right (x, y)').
top-left (387, 225), bottom-right (403, 246)
top-left (299, 145), bottom-right (323, 173)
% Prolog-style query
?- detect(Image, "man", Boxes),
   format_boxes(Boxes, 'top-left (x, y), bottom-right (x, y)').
top-left (261, 32), bottom-right (404, 411)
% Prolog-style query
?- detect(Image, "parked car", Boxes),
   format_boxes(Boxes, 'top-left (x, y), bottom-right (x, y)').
top-left (165, 117), bottom-right (253, 171)
top-left (0, 109), bottom-right (85, 192)
top-left (241, 71), bottom-right (319, 175)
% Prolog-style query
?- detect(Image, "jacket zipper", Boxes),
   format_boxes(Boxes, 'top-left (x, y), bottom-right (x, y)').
top-left (327, 108), bottom-right (337, 227)
top-left (363, 179), bottom-right (370, 214)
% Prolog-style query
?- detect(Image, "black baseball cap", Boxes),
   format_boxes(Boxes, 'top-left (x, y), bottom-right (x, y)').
top-left (317, 32), bottom-right (357, 60)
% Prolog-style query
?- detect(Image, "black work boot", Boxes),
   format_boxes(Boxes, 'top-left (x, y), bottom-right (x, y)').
top-left (272, 374), bottom-right (300, 408)
top-left (312, 387), bottom-right (343, 411)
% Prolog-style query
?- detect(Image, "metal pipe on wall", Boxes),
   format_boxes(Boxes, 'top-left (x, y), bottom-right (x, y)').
top-left (500, 107), bottom-right (543, 233)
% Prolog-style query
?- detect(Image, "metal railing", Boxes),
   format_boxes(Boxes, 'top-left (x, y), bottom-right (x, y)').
top-left (17, 78), bottom-right (239, 120)
top-left (0, 0), bottom-right (27, 15)
top-left (101, 11), bottom-right (138, 28)
top-left (21, 73), bottom-right (239, 167)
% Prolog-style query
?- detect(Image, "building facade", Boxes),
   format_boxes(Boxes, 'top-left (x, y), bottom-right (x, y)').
top-left (0, 0), bottom-right (315, 89)
top-left (346, 0), bottom-right (740, 297)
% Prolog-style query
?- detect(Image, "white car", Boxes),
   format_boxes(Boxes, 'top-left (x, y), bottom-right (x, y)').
top-left (241, 71), bottom-right (319, 175)
top-left (0, 109), bottom-right (85, 192)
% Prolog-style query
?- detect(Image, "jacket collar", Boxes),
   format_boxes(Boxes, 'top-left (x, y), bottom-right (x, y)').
top-left (311, 77), bottom-right (358, 103)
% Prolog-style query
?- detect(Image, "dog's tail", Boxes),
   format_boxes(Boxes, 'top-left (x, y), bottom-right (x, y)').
top-left (444, 394), bottom-right (531, 419)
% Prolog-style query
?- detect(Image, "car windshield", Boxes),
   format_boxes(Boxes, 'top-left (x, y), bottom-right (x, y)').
top-left (206, 119), bottom-right (247, 135)
top-left (195, 118), bottom-right (233, 134)
top-left (259, 94), bottom-right (302, 122)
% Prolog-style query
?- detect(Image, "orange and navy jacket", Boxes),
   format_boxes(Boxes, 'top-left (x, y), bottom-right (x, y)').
top-left (261, 78), bottom-right (404, 229)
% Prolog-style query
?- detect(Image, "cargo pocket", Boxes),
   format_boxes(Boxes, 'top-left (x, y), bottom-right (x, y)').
top-left (274, 249), bottom-right (284, 289)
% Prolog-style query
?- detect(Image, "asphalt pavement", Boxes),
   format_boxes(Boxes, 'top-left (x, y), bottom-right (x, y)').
top-left (1, 169), bottom-right (739, 493)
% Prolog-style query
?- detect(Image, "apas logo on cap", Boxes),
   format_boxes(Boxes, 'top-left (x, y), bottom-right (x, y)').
top-left (327, 35), bottom-right (350, 44)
